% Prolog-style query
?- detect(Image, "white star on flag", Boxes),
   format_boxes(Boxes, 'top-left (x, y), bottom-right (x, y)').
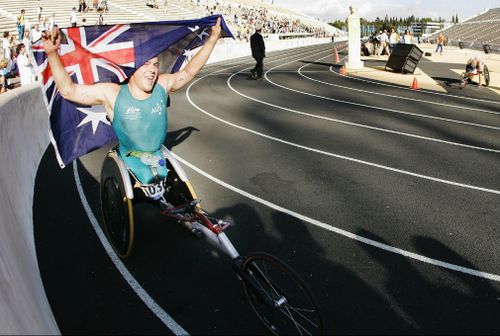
top-left (77, 105), bottom-right (111, 134)
top-left (188, 25), bottom-right (200, 32)
top-left (197, 28), bottom-right (210, 41)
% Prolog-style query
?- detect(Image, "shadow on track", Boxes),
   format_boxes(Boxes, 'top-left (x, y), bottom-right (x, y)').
top-left (356, 228), bottom-right (500, 334)
top-left (165, 127), bottom-right (200, 150)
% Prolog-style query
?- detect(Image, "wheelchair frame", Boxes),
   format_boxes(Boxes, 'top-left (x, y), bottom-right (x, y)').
top-left (100, 145), bottom-right (197, 258)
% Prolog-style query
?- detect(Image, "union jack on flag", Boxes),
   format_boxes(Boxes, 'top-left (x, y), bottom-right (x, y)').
top-left (32, 15), bottom-right (233, 168)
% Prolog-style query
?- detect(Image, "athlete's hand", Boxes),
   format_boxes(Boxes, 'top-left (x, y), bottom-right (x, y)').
top-left (41, 27), bottom-right (61, 55)
top-left (209, 17), bottom-right (222, 42)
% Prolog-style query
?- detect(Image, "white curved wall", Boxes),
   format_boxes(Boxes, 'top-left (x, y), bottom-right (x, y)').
top-left (206, 37), bottom-right (333, 64)
top-left (0, 83), bottom-right (59, 334)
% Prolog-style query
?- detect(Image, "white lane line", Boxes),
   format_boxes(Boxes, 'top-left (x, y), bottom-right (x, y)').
top-left (226, 60), bottom-right (500, 154)
top-left (262, 53), bottom-right (500, 132)
top-left (73, 161), bottom-right (189, 336)
top-left (187, 79), bottom-right (500, 195)
top-left (173, 153), bottom-right (500, 282)
top-left (328, 62), bottom-right (500, 105)
top-left (295, 54), bottom-right (500, 116)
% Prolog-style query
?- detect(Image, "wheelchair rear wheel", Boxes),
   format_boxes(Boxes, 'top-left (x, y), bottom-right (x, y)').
top-left (484, 65), bottom-right (490, 86)
top-left (459, 72), bottom-right (467, 89)
top-left (100, 154), bottom-right (135, 258)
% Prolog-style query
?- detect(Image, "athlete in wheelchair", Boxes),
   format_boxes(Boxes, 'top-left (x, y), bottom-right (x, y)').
top-left (460, 56), bottom-right (490, 89)
top-left (41, 19), bottom-right (223, 257)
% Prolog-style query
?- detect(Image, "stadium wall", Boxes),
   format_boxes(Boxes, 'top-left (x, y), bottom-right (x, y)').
top-left (0, 37), bottom-right (332, 333)
top-left (0, 83), bottom-right (59, 334)
top-left (206, 37), bottom-right (332, 64)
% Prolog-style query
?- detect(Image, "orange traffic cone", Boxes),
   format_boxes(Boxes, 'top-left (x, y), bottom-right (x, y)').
top-left (340, 65), bottom-right (346, 76)
top-left (410, 77), bottom-right (419, 90)
top-left (333, 47), bottom-right (340, 64)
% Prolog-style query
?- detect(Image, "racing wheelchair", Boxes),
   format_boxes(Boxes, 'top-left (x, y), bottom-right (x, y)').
top-left (459, 63), bottom-right (490, 89)
top-left (100, 145), bottom-right (324, 335)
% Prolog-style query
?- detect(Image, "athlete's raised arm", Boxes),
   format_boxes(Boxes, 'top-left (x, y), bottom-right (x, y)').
top-left (41, 28), bottom-right (118, 117)
top-left (158, 17), bottom-right (222, 92)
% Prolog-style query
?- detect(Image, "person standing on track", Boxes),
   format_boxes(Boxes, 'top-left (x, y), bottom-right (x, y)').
top-left (40, 18), bottom-right (223, 184)
top-left (436, 33), bottom-right (444, 55)
top-left (250, 23), bottom-right (265, 80)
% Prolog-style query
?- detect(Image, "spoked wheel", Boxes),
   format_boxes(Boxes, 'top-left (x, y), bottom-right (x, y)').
top-left (241, 252), bottom-right (323, 335)
top-left (484, 65), bottom-right (490, 87)
top-left (100, 154), bottom-right (135, 258)
top-left (459, 72), bottom-right (467, 89)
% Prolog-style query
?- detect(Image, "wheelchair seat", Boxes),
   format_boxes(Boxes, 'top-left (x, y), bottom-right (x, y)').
top-left (99, 145), bottom-right (197, 258)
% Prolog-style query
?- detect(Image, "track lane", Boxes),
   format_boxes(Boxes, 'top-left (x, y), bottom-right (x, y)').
top-left (180, 66), bottom-right (500, 274)
top-left (187, 53), bottom-right (500, 190)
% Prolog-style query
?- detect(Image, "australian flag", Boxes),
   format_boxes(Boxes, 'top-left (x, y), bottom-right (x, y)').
top-left (32, 15), bottom-right (233, 168)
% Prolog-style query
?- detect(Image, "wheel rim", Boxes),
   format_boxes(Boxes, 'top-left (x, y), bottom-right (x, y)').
top-left (102, 177), bottom-right (133, 257)
top-left (242, 253), bottom-right (323, 335)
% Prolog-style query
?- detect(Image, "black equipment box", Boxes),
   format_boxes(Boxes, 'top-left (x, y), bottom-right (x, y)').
top-left (385, 44), bottom-right (423, 74)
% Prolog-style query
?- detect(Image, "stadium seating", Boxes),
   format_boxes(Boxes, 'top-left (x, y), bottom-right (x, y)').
top-left (0, 0), bottom-right (205, 39)
top-left (0, 0), bottom-right (337, 40)
top-left (426, 7), bottom-right (500, 52)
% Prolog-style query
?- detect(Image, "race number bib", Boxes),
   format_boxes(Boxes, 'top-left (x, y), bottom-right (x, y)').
top-left (140, 179), bottom-right (166, 199)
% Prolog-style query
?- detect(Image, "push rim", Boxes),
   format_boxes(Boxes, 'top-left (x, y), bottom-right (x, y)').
top-left (101, 177), bottom-right (134, 258)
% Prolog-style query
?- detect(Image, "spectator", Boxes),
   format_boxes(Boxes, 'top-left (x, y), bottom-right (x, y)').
top-left (16, 43), bottom-right (33, 86)
top-left (48, 13), bottom-right (57, 31)
top-left (17, 9), bottom-right (26, 42)
top-left (376, 29), bottom-right (390, 56)
top-left (250, 24), bottom-right (265, 80)
top-left (37, 3), bottom-right (43, 23)
top-left (22, 30), bottom-right (31, 55)
top-left (39, 16), bottom-right (48, 31)
top-left (31, 24), bottom-right (42, 44)
top-left (99, 0), bottom-right (108, 12)
top-left (97, 12), bottom-right (104, 25)
top-left (1, 47), bottom-right (18, 90)
top-left (0, 55), bottom-right (11, 93)
top-left (389, 28), bottom-right (398, 52)
top-left (146, 0), bottom-right (159, 8)
top-left (436, 32), bottom-right (444, 55)
top-left (373, 30), bottom-right (381, 51)
top-left (399, 31), bottom-right (405, 43)
top-left (403, 30), bottom-right (413, 44)
top-left (70, 7), bottom-right (78, 27)
top-left (78, 0), bottom-right (86, 12)
top-left (2, 32), bottom-right (11, 60)
top-left (0, 76), bottom-right (5, 94)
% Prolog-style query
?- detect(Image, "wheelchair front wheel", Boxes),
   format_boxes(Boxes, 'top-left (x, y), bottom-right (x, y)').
top-left (241, 252), bottom-right (323, 335)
